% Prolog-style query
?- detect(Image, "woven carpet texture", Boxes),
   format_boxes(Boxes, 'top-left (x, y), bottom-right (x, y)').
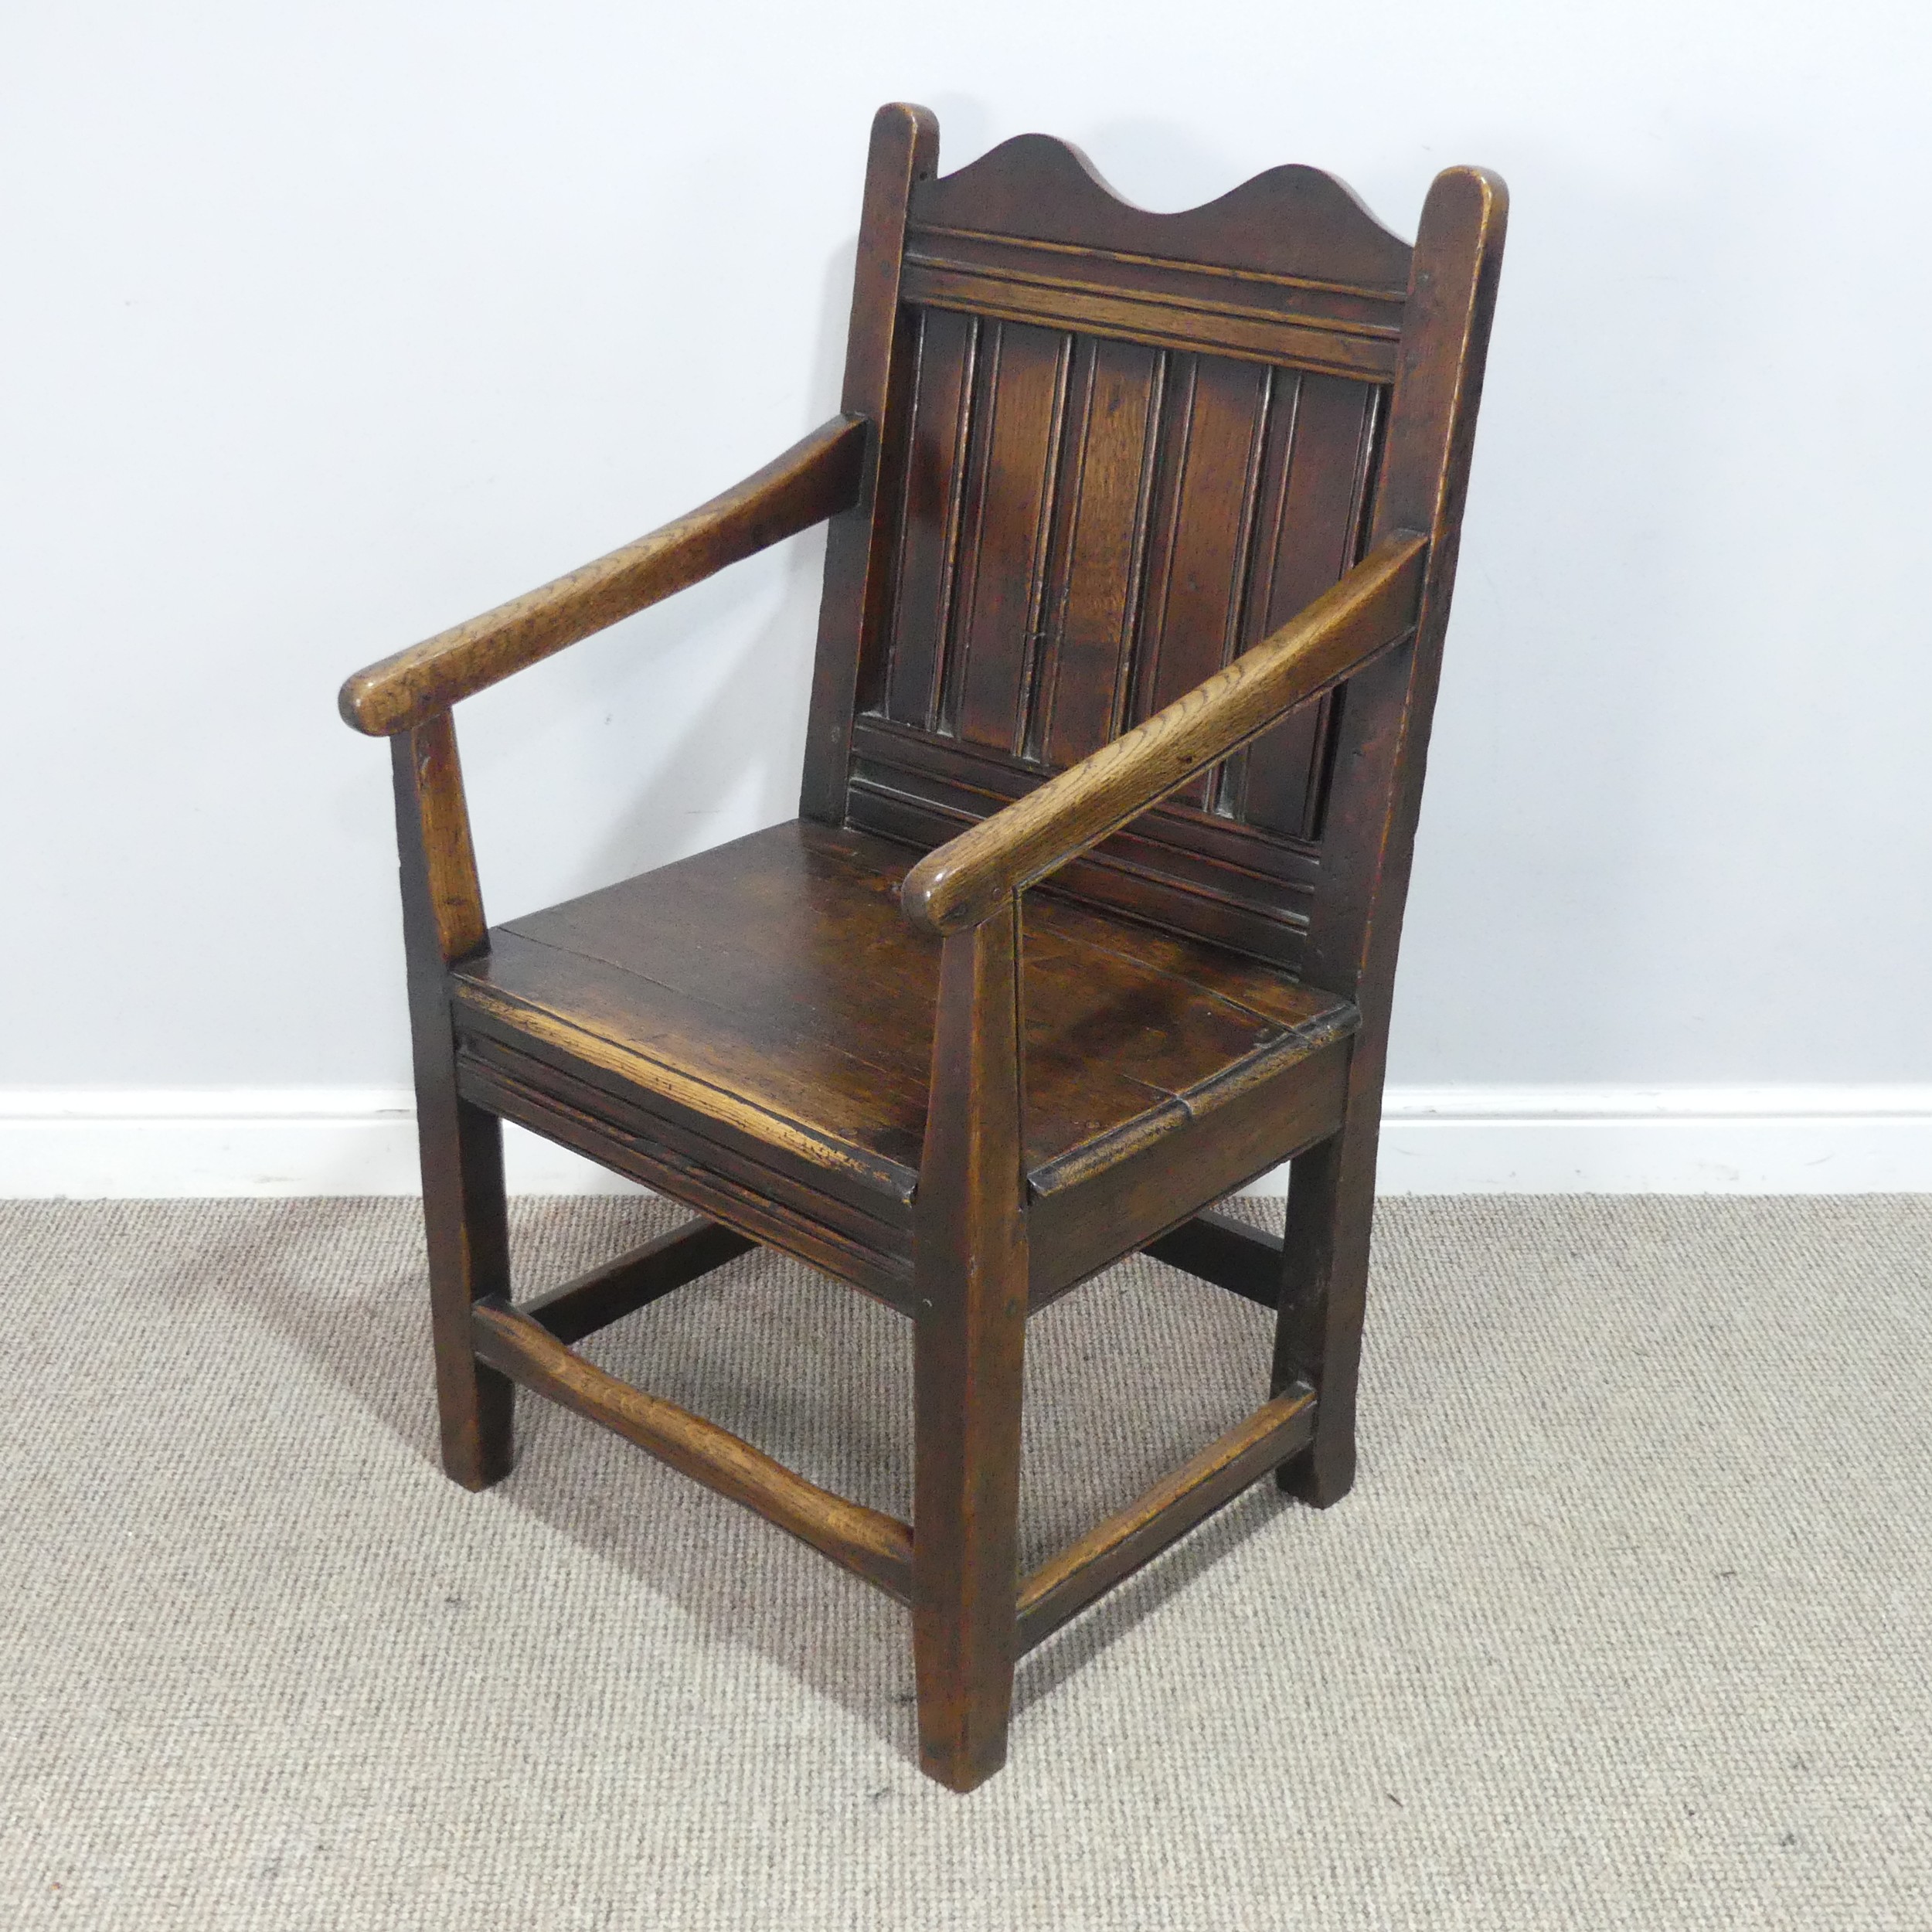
top-left (2, 1196), bottom-right (1927, 1928)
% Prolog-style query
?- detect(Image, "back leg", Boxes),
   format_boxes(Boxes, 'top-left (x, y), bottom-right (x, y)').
top-left (1271, 1111), bottom-right (1379, 1508)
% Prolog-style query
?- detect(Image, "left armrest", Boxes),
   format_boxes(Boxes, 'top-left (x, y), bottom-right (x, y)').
top-left (900, 531), bottom-right (1429, 937)
top-left (338, 413), bottom-right (867, 736)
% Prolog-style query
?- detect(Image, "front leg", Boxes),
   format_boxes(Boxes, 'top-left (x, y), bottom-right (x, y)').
top-left (1271, 1058), bottom-right (1380, 1509)
top-left (910, 897), bottom-right (1029, 1791)
top-left (393, 718), bottom-right (515, 1489)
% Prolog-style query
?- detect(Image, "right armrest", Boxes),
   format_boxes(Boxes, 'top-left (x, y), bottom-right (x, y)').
top-left (338, 413), bottom-right (867, 736)
top-left (901, 531), bottom-right (1429, 935)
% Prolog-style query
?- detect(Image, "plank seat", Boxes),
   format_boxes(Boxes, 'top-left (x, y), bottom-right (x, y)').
top-left (451, 818), bottom-right (1358, 1308)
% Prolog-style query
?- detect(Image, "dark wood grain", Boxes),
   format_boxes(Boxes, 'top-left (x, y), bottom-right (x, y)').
top-left (900, 531), bottom-right (1426, 935)
top-left (911, 898), bottom-right (1028, 1791)
top-left (847, 711), bottom-right (1324, 968)
top-left (900, 252), bottom-right (1401, 379)
top-left (881, 307), bottom-right (980, 731)
top-left (517, 1218), bottom-right (755, 1345)
top-left (1029, 335), bottom-right (1164, 766)
top-left (342, 415), bottom-right (865, 736)
top-left (458, 1038), bottom-right (917, 1309)
top-left (851, 131), bottom-right (1415, 973)
top-left (391, 714), bottom-right (515, 1489)
top-left (1130, 353), bottom-right (1274, 784)
top-left (1277, 166), bottom-right (1509, 1508)
top-left (946, 321), bottom-right (1071, 750)
top-left (1143, 1206), bottom-right (1284, 1309)
top-left (448, 821), bottom-right (1355, 1207)
top-left (908, 133), bottom-right (1412, 298)
top-left (799, 102), bottom-right (940, 821)
top-left (1233, 372), bottom-right (1385, 835)
top-left (1015, 1382), bottom-right (1316, 1651)
top-left (472, 1300), bottom-right (914, 1601)
top-left (1027, 1029), bottom-right (1348, 1306)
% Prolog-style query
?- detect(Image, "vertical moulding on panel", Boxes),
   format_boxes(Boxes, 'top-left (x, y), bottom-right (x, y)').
top-left (1238, 373), bottom-right (1388, 840)
top-left (883, 308), bottom-right (981, 733)
top-left (1024, 336), bottom-right (1166, 771)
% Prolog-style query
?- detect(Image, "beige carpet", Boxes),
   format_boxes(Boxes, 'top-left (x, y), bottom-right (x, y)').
top-left (2, 1196), bottom-right (1927, 1929)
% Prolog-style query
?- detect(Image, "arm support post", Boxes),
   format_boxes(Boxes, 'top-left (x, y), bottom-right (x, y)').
top-left (900, 531), bottom-right (1429, 937)
top-left (392, 713), bottom-right (515, 1488)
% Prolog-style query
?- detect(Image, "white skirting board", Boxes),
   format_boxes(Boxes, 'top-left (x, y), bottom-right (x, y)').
top-left (2, 1085), bottom-right (1930, 1198)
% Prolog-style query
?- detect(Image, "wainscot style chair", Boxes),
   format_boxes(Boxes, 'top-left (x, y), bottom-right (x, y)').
top-left (339, 105), bottom-right (1505, 1791)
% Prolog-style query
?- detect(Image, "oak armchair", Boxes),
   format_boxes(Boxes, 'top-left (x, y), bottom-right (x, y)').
top-left (340, 105), bottom-right (1505, 1791)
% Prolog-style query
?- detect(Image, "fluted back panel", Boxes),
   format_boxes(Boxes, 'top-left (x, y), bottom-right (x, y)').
top-left (843, 136), bottom-right (1413, 968)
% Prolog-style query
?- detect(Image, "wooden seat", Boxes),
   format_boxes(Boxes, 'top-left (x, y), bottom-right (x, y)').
top-left (451, 818), bottom-right (1359, 1308)
top-left (339, 104), bottom-right (1506, 1791)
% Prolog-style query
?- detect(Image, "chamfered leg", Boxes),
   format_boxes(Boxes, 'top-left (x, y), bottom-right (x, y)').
top-left (1270, 1103), bottom-right (1379, 1509)
top-left (911, 1253), bottom-right (1027, 1791)
top-left (910, 900), bottom-right (1029, 1791)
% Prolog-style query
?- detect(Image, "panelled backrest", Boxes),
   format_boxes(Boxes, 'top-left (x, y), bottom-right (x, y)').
top-left (805, 113), bottom-right (1502, 989)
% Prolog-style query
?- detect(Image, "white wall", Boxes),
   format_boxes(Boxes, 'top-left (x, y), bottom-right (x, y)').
top-left (3, 3), bottom-right (1930, 1184)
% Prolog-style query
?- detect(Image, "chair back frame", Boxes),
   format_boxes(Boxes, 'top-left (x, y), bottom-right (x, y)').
top-left (802, 106), bottom-right (1506, 1019)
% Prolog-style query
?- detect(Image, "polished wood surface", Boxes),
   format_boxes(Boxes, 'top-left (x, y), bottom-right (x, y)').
top-left (341, 415), bottom-right (866, 736)
top-left (900, 532), bottom-right (1426, 935)
top-left (837, 134), bottom-right (1420, 973)
top-left (472, 1300), bottom-right (914, 1601)
top-left (458, 1028), bottom-right (922, 1309)
top-left (517, 1217), bottom-right (754, 1346)
top-left (1277, 165), bottom-right (1509, 1509)
top-left (450, 820), bottom-right (1357, 1205)
top-left (1016, 1380), bottom-right (1317, 1652)
top-left (342, 104), bottom-right (1506, 1791)
top-left (910, 897), bottom-right (1029, 1786)
top-left (1143, 1205), bottom-right (1284, 1310)
top-left (391, 714), bottom-right (515, 1490)
top-left (801, 103), bottom-right (940, 823)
